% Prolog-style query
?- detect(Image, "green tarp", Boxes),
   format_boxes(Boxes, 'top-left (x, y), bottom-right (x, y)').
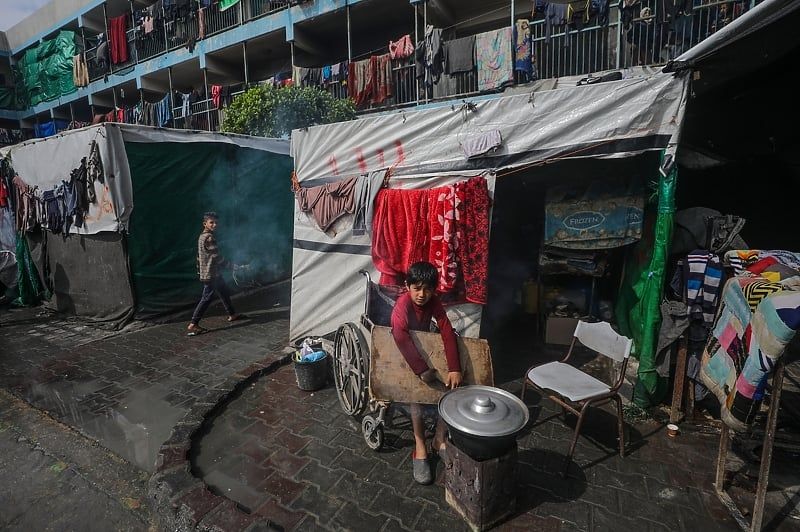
top-left (219, 0), bottom-right (242, 11)
top-left (124, 141), bottom-right (294, 317)
top-left (616, 151), bottom-right (677, 408)
top-left (16, 30), bottom-right (77, 107)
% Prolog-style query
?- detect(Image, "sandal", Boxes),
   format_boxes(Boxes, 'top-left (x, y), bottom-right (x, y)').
top-left (227, 313), bottom-right (247, 322)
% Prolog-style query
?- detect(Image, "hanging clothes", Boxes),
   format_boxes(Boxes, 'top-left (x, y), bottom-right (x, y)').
top-left (352, 170), bottom-right (386, 237)
top-left (211, 84), bottom-right (222, 109)
top-left (443, 35), bottom-right (476, 74)
top-left (416, 25), bottom-right (443, 91)
top-left (42, 189), bottom-right (64, 234)
top-left (198, 7), bottom-right (206, 39)
top-left (109, 14), bottom-right (129, 64)
top-left (73, 54), bottom-right (90, 87)
top-left (514, 19), bottom-right (534, 81)
top-left (475, 27), bottom-right (513, 91)
top-left (389, 34), bottom-right (415, 60)
top-left (295, 178), bottom-right (358, 232)
top-left (371, 176), bottom-right (490, 303)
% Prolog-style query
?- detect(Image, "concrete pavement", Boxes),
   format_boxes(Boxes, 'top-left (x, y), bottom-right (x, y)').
top-left (2, 281), bottom-right (800, 531)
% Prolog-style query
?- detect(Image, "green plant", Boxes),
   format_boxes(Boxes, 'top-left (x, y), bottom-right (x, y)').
top-left (221, 84), bottom-right (356, 137)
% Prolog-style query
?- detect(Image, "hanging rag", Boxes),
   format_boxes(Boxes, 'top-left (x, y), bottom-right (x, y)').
top-left (73, 54), bottom-right (90, 87)
top-left (443, 35), bottom-right (476, 74)
top-left (389, 34), bottom-right (415, 59)
top-left (685, 251), bottom-right (723, 325)
top-left (198, 7), bottom-right (206, 39)
top-left (352, 170), bottom-right (386, 237)
top-left (295, 177), bottom-right (358, 232)
top-left (462, 130), bottom-right (502, 159)
top-left (475, 27), bottom-right (513, 91)
top-left (211, 84), bottom-right (222, 109)
top-left (109, 14), bottom-right (129, 64)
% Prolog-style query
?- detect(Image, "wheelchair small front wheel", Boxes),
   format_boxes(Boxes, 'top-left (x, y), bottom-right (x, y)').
top-left (362, 415), bottom-right (384, 451)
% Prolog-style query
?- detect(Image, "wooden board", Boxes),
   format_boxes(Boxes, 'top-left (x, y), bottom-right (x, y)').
top-left (369, 325), bottom-right (494, 405)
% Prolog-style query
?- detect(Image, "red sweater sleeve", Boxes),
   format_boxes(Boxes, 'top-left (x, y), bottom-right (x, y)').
top-left (431, 297), bottom-right (461, 373)
top-left (390, 295), bottom-right (429, 375)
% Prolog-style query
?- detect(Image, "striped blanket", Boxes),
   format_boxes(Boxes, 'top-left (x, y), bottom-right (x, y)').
top-left (700, 276), bottom-right (800, 431)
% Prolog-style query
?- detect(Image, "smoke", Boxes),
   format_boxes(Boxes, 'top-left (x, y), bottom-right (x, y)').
top-left (199, 143), bottom-right (294, 292)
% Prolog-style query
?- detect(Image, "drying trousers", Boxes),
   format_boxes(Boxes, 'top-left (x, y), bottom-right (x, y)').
top-left (191, 276), bottom-right (235, 325)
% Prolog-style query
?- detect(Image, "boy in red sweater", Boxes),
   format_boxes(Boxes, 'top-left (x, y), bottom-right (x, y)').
top-left (390, 261), bottom-right (462, 484)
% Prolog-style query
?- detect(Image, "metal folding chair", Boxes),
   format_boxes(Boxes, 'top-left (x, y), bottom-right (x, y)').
top-left (521, 320), bottom-right (633, 473)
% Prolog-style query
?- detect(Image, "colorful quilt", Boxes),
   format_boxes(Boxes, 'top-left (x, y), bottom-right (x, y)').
top-left (700, 276), bottom-right (800, 431)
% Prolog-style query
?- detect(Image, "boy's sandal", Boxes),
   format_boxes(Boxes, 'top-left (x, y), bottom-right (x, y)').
top-left (227, 314), bottom-right (247, 322)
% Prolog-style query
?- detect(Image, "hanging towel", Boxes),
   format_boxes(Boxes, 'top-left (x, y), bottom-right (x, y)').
top-left (372, 187), bottom-right (430, 287)
top-left (295, 177), bottom-right (358, 232)
top-left (443, 35), bottom-right (476, 74)
top-left (72, 54), bottom-right (90, 87)
top-left (456, 176), bottom-right (490, 304)
top-left (475, 28), bottom-right (513, 91)
top-left (109, 15), bottom-right (129, 64)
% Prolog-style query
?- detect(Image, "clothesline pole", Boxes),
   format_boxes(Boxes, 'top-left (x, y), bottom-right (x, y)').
top-left (203, 67), bottom-right (211, 131)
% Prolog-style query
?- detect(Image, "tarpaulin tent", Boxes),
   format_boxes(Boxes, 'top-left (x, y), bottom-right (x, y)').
top-left (289, 70), bottom-right (690, 345)
top-left (0, 124), bottom-right (292, 327)
top-left (15, 30), bottom-right (77, 107)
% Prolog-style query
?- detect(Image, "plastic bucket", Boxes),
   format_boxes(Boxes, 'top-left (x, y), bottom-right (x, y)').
top-left (294, 353), bottom-right (329, 391)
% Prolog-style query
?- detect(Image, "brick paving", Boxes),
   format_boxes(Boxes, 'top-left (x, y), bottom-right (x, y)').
top-left (0, 282), bottom-right (290, 472)
top-left (3, 282), bottom-right (800, 531)
top-left (191, 360), bottom-right (798, 532)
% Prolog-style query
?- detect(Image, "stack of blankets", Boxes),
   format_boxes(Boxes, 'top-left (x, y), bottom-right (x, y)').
top-left (700, 250), bottom-right (800, 431)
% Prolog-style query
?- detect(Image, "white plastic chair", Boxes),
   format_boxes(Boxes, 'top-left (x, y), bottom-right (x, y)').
top-left (521, 320), bottom-right (633, 471)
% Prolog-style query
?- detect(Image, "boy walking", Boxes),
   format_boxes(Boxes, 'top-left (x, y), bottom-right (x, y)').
top-left (187, 212), bottom-right (241, 336)
top-left (390, 261), bottom-right (462, 484)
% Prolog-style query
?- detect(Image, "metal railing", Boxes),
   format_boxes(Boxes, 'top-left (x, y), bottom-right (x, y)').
top-left (247, 0), bottom-right (290, 20)
top-left (204, 2), bottom-right (241, 37)
top-left (172, 97), bottom-right (220, 131)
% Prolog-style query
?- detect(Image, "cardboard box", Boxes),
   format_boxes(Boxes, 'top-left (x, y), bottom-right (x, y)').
top-left (545, 317), bottom-right (579, 346)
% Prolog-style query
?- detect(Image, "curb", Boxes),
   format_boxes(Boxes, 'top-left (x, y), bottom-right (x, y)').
top-left (148, 351), bottom-right (293, 532)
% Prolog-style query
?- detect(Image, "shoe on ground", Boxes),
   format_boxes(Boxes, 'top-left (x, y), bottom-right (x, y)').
top-left (412, 457), bottom-right (433, 485)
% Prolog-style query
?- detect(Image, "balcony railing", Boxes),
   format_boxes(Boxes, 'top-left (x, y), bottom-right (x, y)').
top-left (172, 97), bottom-right (220, 132)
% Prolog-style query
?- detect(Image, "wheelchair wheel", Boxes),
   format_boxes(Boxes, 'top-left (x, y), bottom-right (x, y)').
top-left (362, 415), bottom-right (384, 451)
top-left (333, 323), bottom-right (369, 417)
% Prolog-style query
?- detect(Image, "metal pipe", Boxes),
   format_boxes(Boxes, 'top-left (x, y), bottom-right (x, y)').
top-left (203, 68), bottom-right (211, 131)
top-left (167, 66), bottom-right (175, 126)
top-left (423, 1), bottom-right (428, 104)
top-left (414, 3), bottom-right (419, 105)
top-left (346, 2), bottom-right (353, 62)
top-left (102, 2), bottom-right (111, 72)
top-left (243, 41), bottom-right (249, 85)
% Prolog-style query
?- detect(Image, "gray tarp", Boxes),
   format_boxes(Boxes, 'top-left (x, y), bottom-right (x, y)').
top-left (289, 71), bottom-right (690, 342)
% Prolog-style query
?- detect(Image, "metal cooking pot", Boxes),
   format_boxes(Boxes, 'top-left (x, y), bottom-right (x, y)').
top-left (438, 385), bottom-right (530, 461)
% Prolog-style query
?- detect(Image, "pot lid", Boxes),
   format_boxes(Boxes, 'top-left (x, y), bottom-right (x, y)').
top-left (438, 385), bottom-right (530, 438)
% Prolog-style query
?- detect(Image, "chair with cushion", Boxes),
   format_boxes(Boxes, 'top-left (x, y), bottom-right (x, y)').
top-left (521, 320), bottom-right (633, 471)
